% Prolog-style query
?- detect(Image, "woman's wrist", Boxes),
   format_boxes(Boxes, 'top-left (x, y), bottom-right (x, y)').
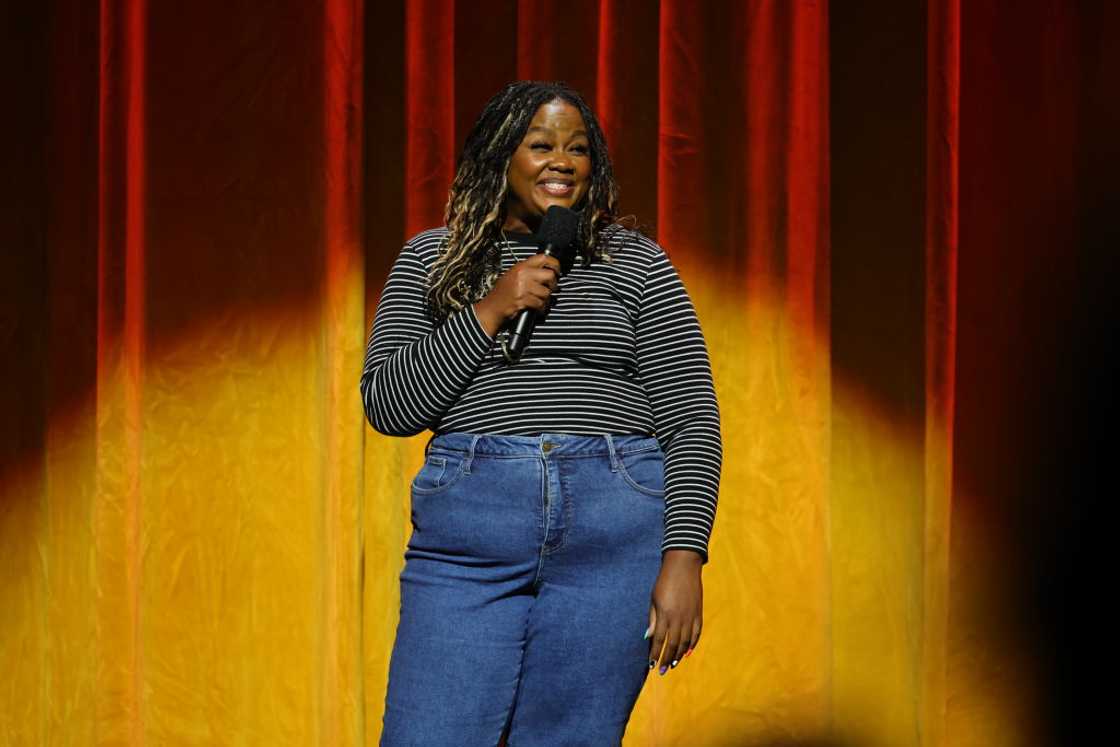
top-left (662, 549), bottom-right (704, 570)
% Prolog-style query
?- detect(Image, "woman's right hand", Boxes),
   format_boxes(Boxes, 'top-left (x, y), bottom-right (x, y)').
top-left (472, 253), bottom-right (561, 338)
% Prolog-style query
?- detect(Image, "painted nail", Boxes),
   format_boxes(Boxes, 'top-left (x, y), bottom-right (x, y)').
top-left (659, 665), bottom-right (667, 675)
top-left (670, 660), bottom-right (679, 668)
top-left (648, 659), bottom-right (656, 669)
top-left (642, 626), bottom-right (651, 640)
top-left (684, 648), bottom-right (693, 658)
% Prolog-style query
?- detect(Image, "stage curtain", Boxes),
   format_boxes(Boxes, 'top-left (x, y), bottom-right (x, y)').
top-left (1, 1), bottom-right (1110, 745)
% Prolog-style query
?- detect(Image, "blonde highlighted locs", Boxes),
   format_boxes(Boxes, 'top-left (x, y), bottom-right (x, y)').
top-left (426, 81), bottom-right (625, 322)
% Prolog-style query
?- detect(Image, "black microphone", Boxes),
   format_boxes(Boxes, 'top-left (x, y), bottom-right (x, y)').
top-left (502, 205), bottom-right (579, 363)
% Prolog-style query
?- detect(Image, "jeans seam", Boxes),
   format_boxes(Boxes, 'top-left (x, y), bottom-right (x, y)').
top-left (545, 465), bottom-right (572, 556)
top-left (532, 457), bottom-right (549, 587)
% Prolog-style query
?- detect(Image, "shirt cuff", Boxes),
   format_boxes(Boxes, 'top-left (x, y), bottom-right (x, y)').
top-left (661, 543), bottom-right (709, 566)
top-left (458, 303), bottom-right (495, 353)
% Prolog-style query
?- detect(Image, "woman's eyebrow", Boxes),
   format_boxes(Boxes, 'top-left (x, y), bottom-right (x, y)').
top-left (526, 125), bottom-right (588, 137)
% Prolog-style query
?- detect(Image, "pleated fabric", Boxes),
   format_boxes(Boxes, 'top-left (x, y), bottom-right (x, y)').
top-left (1, 1), bottom-right (1108, 745)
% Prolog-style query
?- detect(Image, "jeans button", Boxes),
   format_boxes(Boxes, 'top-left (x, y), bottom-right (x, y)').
top-left (542, 442), bottom-right (554, 453)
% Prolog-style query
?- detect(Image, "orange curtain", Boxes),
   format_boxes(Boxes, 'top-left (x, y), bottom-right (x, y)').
top-left (1, 1), bottom-right (1111, 744)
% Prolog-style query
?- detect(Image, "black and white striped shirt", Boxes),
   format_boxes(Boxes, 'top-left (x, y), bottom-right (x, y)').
top-left (360, 226), bottom-right (722, 563)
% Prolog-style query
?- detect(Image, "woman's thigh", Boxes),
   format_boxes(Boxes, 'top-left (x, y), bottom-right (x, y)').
top-left (381, 449), bottom-right (544, 746)
top-left (380, 577), bottom-right (532, 746)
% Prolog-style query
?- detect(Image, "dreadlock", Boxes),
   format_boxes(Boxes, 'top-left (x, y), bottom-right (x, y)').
top-left (426, 81), bottom-right (628, 322)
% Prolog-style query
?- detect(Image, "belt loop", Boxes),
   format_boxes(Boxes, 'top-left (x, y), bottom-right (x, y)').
top-left (604, 434), bottom-right (619, 472)
top-left (464, 434), bottom-right (481, 474)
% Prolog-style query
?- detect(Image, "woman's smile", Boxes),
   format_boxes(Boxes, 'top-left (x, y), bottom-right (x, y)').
top-left (538, 179), bottom-right (575, 197)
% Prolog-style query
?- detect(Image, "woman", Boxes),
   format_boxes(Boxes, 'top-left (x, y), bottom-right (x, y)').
top-left (361, 81), bottom-right (722, 746)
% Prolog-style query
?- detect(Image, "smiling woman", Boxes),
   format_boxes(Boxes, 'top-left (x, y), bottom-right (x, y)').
top-left (361, 81), bottom-right (722, 746)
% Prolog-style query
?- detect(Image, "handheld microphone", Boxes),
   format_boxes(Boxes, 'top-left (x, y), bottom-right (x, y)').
top-left (502, 205), bottom-right (579, 363)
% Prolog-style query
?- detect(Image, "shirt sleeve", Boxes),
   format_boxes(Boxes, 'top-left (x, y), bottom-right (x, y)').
top-left (359, 240), bottom-right (494, 436)
top-left (635, 245), bottom-right (723, 564)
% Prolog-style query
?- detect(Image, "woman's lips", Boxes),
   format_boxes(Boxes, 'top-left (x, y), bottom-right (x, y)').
top-left (538, 182), bottom-right (575, 197)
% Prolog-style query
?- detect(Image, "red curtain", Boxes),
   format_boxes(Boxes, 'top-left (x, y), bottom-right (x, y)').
top-left (1, 1), bottom-right (1113, 744)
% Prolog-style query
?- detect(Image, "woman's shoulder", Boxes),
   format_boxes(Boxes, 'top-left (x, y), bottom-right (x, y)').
top-left (597, 224), bottom-right (667, 265)
top-left (404, 226), bottom-right (450, 259)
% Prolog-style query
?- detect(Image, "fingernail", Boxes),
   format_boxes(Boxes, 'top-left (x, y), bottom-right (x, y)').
top-left (670, 660), bottom-right (679, 668)
top-left (642, 626), bottom-right (651, 640)
top-left (648, 659), bottom-right (656, 669)
top-left (684, 647), bottom-right (693, 658)
top-left (658, 665), bottom-right (667, 675)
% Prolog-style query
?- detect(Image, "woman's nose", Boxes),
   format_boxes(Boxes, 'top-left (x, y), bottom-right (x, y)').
top-left (547, 157), bottom-right (575, 173)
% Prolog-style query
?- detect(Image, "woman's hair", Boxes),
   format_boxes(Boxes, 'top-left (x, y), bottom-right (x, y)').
top-left (426, 80), bottom-right (626, 321)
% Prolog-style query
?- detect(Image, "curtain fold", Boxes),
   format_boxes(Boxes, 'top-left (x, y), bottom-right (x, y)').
top-left (922, 1), bottom-right (959, 744)
top-left (0, 1), bottom-right (1103, 744)
top-left (322, 0), bottom-right (366, 743)
top-left (94, 0), bottom-right (146, 740)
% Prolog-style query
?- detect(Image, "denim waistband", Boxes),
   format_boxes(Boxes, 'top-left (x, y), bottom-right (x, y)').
top-left (426, 432), bottom-right (660, 459)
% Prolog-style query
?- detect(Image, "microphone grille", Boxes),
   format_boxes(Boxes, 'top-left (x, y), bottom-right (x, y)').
top-left (537, 205), bottom-right (579, 250)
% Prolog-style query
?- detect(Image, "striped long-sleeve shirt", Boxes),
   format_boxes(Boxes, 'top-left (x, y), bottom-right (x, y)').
top-left (360, 226), bottom-right (722, 563)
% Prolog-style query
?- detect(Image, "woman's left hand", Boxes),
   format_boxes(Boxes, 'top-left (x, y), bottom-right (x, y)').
top-left (646, 549), bottom-right (703, 676)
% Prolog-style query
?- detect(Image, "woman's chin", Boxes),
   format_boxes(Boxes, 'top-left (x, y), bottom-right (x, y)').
top-left (534, 197), bottom-right (579, 215)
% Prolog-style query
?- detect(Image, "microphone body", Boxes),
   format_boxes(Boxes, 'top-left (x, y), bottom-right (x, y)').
top-left (502, 205), bottom-right (579, 363)
top-left (504, 244), bottom-right (560, 361)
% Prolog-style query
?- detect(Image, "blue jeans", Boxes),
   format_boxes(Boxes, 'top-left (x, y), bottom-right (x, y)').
top-left (380, 432), bottom-right (667, 747)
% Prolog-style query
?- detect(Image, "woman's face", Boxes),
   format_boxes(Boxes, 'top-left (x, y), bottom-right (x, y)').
top-left (502, 98), bottom-right (592, 233)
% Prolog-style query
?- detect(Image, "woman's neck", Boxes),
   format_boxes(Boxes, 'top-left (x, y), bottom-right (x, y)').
top-left (501, 213), bottom-right (540, 235)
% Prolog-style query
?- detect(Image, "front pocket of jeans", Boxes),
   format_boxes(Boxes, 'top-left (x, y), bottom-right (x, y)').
top-left (410, 454), bottom-right (465, 495)
top-left (616, 448), bottom-right (666, 497)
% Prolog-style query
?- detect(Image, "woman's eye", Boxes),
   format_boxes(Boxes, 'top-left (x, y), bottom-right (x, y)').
top-left (571, 145), bottom-right (589, 154)
top-left (530, 142), bottom-right (551, 150)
